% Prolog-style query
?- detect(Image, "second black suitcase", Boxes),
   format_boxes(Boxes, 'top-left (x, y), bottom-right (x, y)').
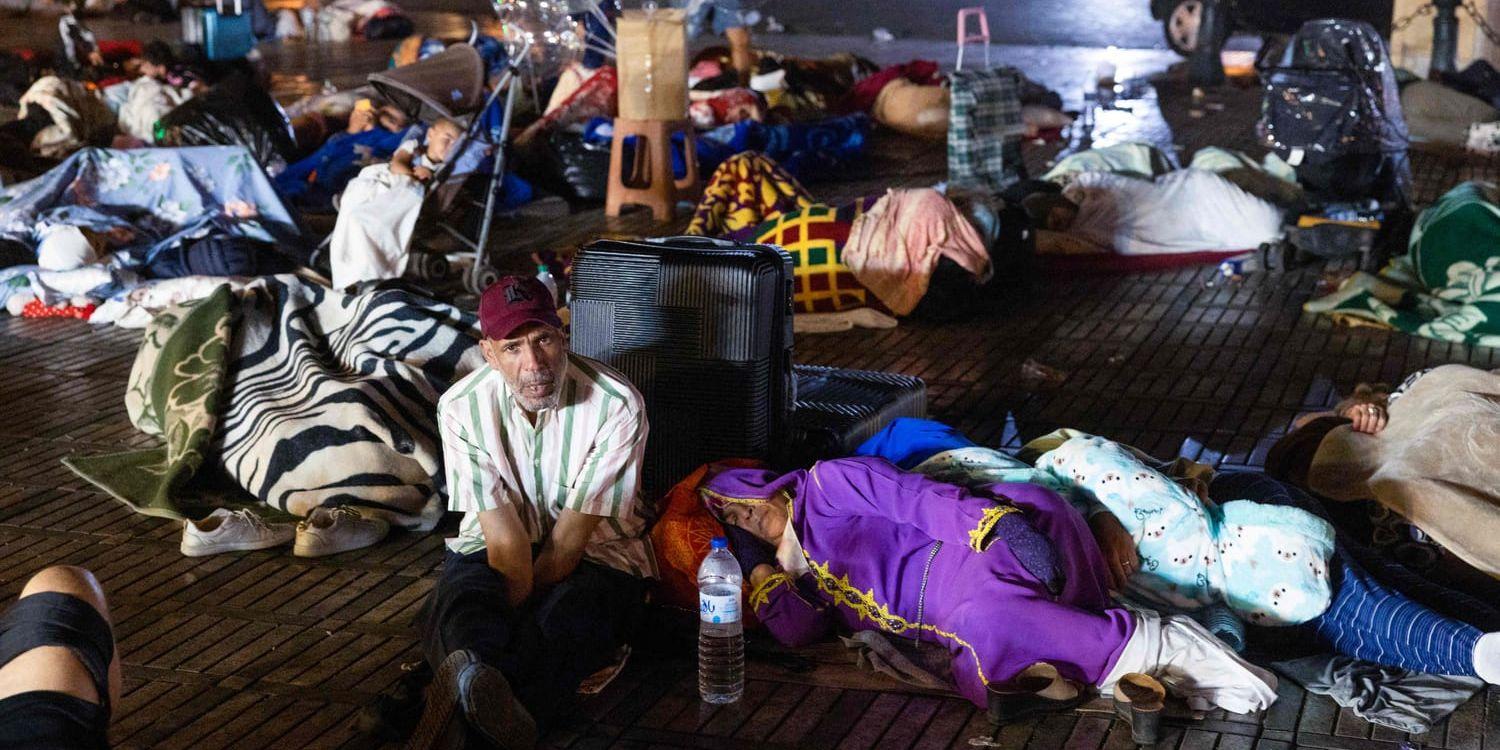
top-left (787, 365), bottom-right (927, 464)
top-left (570, 237), bottom-right (794, 498)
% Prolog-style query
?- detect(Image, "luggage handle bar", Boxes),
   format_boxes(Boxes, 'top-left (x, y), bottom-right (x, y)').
top-left (215, 0), bottom-right (241, 15)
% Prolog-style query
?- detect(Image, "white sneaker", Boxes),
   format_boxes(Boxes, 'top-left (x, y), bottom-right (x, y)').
top-left (293, 506), bottom-right (390, 558)
top-left (181, 508), bottom-right (296, 557)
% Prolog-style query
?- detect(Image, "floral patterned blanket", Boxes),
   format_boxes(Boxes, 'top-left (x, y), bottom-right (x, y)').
top-left (0, 146), bottom-right (304, 268)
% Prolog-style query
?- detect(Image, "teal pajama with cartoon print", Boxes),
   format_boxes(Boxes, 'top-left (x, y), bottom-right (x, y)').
top-left (1037, 435), bottom-right (1335, 626)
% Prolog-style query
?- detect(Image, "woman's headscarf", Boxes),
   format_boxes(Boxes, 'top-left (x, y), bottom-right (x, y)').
top-left (697, 465), bottom-right (804, 522)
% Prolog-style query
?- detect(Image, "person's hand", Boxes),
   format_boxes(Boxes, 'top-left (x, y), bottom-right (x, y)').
top-left (412, 166), bottom-right (434, 183)
top-left (1089, 512), bottom-right (1138, 593)
top-left (749, 563), bottom-right (777, 589)
top-left (1339, 402), bottom-right (1388, 435)
top-left (87, 50), bottom-right (104, 68)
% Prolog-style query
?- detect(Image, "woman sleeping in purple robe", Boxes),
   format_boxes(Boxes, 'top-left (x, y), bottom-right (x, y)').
top-left (700, 456), bottom-right (1279, 717)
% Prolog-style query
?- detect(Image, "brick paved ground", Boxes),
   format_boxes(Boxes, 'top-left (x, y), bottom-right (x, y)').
top-left (5, 13), bottom-right (1500, 749)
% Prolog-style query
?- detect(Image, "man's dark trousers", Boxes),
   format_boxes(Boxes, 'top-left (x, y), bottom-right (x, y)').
top-left (419, 549), bottom-right (647, 728)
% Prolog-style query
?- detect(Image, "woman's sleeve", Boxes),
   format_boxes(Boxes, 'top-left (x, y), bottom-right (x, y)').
top-left (750, 572), bottom-right (835, 648)
top-left (808, 458), bottom-right (1017, 552)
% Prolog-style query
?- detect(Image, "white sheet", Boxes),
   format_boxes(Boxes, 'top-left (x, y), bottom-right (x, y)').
top-left (1063, 169), bottom-right (1284, 256)
top-left (329, 163), bottom-right (425, 290)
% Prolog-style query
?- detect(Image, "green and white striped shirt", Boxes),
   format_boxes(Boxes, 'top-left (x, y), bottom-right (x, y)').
top-left (437, 353), bottom-right (656, 578)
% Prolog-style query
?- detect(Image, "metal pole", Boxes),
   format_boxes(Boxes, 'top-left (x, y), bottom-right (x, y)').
top-left (1189, 0), bottom-right (1226, 87)
top-left (1430, 0), bottom-right (1461, 76)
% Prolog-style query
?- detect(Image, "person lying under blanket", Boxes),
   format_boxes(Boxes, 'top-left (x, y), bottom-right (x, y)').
top-left (327, 116), bottom-right (462, 290)
top-left (854, 418), bottom-right (1500, 685)
top-left (701, 456), bottom-right (1281, 720)
top-left (1268, 364), bottom-right (1500, 583)
top-left (275, 97), bottom-right (410, 212)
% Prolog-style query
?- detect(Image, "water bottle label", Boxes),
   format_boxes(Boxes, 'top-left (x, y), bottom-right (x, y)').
top-left (700, 591), bottom-right (740, 623)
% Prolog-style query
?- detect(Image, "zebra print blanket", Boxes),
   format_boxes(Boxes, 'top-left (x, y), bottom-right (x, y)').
top-left (216, 276), bottom-right (485, 530)
top-left (70, 275), bottom-right (483, 529)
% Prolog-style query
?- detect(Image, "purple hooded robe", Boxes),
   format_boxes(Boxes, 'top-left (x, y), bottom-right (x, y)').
top-left (700, 456), bottom-right (1134, 707)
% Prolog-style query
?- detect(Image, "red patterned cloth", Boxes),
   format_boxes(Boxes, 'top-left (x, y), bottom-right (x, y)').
top-left (650, 458), bottom-right (765, 623)
top-left (21, 299), bottom-right (95, 320)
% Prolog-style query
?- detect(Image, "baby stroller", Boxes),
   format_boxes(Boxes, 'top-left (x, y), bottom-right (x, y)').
top-left (1257, 19), bottom-right (1412, 270)
top-left (363, 38), bottom-right (527, 293)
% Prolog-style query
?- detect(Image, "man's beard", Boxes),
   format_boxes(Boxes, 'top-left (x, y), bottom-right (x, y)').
top-left (509, 356), bottom-right (569, 413)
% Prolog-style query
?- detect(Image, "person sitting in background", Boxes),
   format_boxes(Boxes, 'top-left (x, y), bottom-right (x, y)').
top-left (0, 566), bottom-right (120, 750)
top-left (705, 456), bottom-right (1279, 721)
top-left (327, 116), bottom-right (462, 289)
top-left (57, 0), bottom-right (103, 78)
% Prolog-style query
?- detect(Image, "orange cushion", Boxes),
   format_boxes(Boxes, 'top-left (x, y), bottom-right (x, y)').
top-left (650, 458), bottom-right (765, 625)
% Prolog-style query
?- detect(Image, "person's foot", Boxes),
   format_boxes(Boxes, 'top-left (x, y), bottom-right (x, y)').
top-left (405, 650), bottom-right (538, 750)
top-left (1474, 633), bottom-right (1500, 684)
top-left (180, 508), bottom-right (296, 557)
top-left (292, 506), bottom-right (390, 557)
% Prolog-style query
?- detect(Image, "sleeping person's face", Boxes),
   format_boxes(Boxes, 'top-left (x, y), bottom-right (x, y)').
top-left (424, 122), bottom-right (462, 163)
top-left (718, 500), bottom-right (788, 545)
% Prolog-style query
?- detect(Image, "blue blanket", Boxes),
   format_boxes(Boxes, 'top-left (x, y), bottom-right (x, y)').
top-left (581, 113), bottom-right (871, 182)
top-left (276, 128), bottom-right (408, 211)
top-left (0, 146), bottom-right (305, 266)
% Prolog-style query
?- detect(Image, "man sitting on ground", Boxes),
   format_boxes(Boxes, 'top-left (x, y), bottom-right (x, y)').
top-left (0, 565), bottom-right (120, 750)
top-left (407, 275), bottom-right (653, 750)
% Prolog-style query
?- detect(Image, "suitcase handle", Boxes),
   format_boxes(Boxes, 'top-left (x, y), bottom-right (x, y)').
top-left (215, 0), bottom-right (241, 15)
top-left (643, 235), bottom-right (736, 249)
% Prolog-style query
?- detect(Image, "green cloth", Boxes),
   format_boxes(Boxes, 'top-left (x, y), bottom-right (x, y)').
top-left (1306, 181), bottom-right (1500, 347)
top-left (1041, 142), bottom-right (1172, 183)
top-left (65, 285), bottom-right (234, 518)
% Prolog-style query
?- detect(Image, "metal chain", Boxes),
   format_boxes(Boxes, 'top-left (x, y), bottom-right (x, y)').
top-left (1391, 2), bottom-right (1435, 33)
top-left (1461, 0), bottom-right (1500, 47)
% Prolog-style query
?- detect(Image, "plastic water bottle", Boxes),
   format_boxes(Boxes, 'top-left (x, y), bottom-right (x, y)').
top-left (698, 537), bottom-right (744, 704)
top-left (535, 264), bottom-right (558, 304)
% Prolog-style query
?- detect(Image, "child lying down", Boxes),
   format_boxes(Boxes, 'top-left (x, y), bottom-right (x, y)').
top-left (328, 117), bottom-right (463, 290)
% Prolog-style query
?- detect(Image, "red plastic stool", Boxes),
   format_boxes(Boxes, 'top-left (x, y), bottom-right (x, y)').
top-left (956, 7), bottom-right (990, 71)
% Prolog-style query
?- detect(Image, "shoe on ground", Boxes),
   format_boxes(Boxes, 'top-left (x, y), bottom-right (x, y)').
top-left (293, 506), bottom-right (390, 558)
top-left (405, 650), bottom-right (538, 750)
top-left (1112, 672), bottom-right (1166, 747)
top-left (986, 662), bottom-right (1089, 726)
top-left (180, 508), bottom-right (296, 557)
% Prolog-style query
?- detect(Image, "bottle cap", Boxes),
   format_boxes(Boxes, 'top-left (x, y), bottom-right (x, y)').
top-left (710, 536), bottom-right (727, 549)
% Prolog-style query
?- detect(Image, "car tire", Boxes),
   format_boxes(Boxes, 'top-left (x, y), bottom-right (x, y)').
top-left (1162, 0), bottom-right (1230, 56)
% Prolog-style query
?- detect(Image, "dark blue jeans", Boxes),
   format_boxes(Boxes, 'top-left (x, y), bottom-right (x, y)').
top-left (419, 550), bottom-right (647, 728)
top-left (1211, 472), bottom-right (1491, 676)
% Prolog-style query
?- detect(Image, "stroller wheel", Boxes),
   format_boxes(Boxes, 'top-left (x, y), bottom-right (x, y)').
top-left (410, 252), bottom-right (451, 282)
top-left (467, 263), bottom-right (502, 294)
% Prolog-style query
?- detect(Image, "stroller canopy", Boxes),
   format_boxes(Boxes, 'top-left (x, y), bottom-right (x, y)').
top-left (1259, 19), bottom-right (1409, 159)
top-left (369, 43), bottom-right (487, 122)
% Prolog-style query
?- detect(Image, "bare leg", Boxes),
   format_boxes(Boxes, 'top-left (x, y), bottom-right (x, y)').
top-left (0, 566), bottom-right (119, 710)
top-left (725, 26), bottom-right (753, 86)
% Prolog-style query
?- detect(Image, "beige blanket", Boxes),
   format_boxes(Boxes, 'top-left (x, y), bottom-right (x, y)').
top-left (1309, 364), bottom-right (1500, 578)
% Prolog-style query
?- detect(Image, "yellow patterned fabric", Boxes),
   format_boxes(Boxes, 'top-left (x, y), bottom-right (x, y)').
top-left (686, 152), bottom-right (813, 239)
top-left (753, 199), bottom-right (879, 313)
top-left (805, 556), bottom-right (991, 686)
top-left (748, 571), bottom-right (792, 610)
top-left (968, 505), bottom-right (1016, 553)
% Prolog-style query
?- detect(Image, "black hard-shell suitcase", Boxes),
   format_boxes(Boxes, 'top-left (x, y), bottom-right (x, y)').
top-left (788, 365), bottom-right (927, 463)
top-left (570, 237), bottom-right (794, 497)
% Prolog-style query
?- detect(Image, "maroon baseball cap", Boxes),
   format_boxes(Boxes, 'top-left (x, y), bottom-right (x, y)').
top-left (478, 275), bottom-right (562, 340)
